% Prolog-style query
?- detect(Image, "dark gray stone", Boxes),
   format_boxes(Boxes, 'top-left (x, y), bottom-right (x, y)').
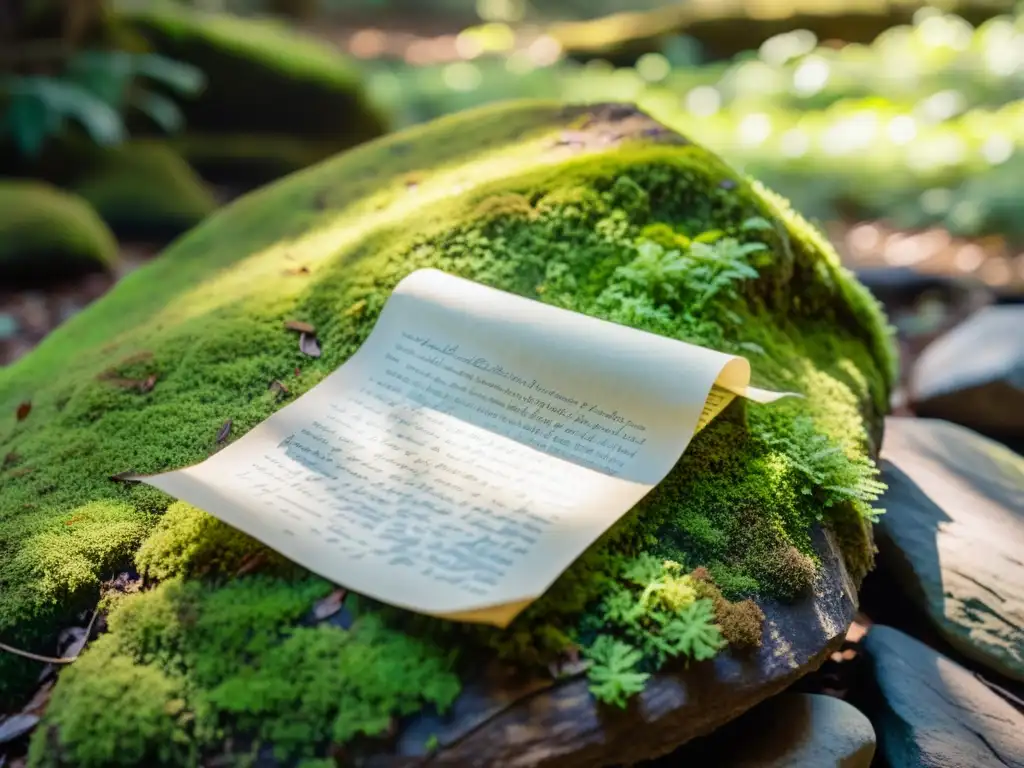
top-left (662, 693), bottom-right (875, 767)
top-left (878, 417), bottom-right (1024, 682)
top-left (910, 306), bottom-right (1024, 439)
top-left (864, 625), bottom-right (1024, 768)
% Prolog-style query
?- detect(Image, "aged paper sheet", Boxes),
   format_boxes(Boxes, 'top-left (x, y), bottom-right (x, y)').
top-left (138, 269), bottom-right (792, 627)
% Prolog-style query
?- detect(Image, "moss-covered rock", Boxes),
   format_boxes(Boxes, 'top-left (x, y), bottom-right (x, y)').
top-left (0, 181), bottom-right (118, 286)
top-left (119, 3), bottom-right (387, 185)
top-left (69, 142), bottom-right (218, 242)
top-left (162, 134), bottom-right (350, 191)
top-left (0, 101), bottom-right (894, 765)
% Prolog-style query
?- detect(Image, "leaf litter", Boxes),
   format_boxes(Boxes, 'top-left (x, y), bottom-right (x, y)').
top-left (299, 332), bottom-right (321, 358)
top-left (284, 320), bottom-right (316, 334)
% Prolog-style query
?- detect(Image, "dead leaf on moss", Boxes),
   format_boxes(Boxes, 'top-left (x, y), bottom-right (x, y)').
top-left (284, 320), bottom-right (316, 335)
top-left (312, 588), bottom-right (347, 621)
top-left (269, 379), bottom-right (290, 397)
top-left (216, 419), bottom-right (232, 444)
top-left (100, 375), bottom-right (159, 394)
top-left (284, 265), bottom-right (310, 276)
top-left (15, 401), bottom-right (31, 421)
top-left (294, 367), bottom-right (301, 377)
top-left (235, 551), bottom-right (266, 577)
top-left (299, 332), bottom-right (321, 358)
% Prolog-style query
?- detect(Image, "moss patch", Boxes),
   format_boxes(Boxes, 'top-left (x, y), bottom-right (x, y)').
top-left (69, 142), bottom-right (218, 241)
top-left (0, 181), bottom-right (118, 286)
top-left (120, 3), bottom-right (386, 184)
top-left (29, 577), bottom-right (460, 768)
top-left (0, 101), bottom-right (893, 763)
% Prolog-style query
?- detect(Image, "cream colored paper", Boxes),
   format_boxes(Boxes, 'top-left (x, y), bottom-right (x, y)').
top-left (137, 269), bottom-right (794, 627)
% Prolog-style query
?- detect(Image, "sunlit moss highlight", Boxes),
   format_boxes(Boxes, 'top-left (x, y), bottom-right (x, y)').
top-left (0, 101), bottom-right (892, 763)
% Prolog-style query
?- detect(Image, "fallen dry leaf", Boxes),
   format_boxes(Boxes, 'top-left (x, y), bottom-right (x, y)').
top-left (312, 589), bottom-right (347, 621)
top-left (139, 374), bottom-right (157, 394)
top-left (284, 265), bottom-right (310, 276)
top-left (284, 320), bottom-right (316, 335)
top-left (15, 401), bottom-right (31, 421)
top-left (294, 367), bottom-right (301, 377)
top-left (216, 419), bottom-right (232, 444)
top-left (547, 643), bottom-right (591, 679)
top-left (299, 332), bottom-right (321, 358)
top-left (269, 379), bottom-right (290, 397)
top-left (235, 551), bottom-right (266, 577)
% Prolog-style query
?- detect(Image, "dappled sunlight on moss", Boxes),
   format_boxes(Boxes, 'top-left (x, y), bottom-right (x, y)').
top-left (135, 503), bottom-right (292, 583)
top-left (0, 101), bottom-right (893, 759)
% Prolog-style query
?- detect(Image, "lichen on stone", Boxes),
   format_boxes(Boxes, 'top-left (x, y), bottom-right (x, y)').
top-left (0, 101), bottom-right (894, 764)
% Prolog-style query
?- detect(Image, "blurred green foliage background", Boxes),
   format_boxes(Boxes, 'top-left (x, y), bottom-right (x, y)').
top-left (3, 0), bottom-right (1024, 289)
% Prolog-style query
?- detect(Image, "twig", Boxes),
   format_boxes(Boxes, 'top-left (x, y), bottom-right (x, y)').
top-left (0, 608), bottom-right (100, 665)
top-left (0, 640), bottom-right (78, 665)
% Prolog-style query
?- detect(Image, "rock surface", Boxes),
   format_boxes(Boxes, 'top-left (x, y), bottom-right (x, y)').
top-left (910, 306), bottom-right (1024, 439)
top-left (864, 625), bottom-right (1024, 768)
top-left (877, 417), bottom-right (1024, 682)
top-left (654, 692), bottom-right (875, 768)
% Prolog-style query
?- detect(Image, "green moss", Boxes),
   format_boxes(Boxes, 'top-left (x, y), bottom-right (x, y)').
top-left (136, 502), bottom-right (295, 582)
top-left (70, 143), bottom-right (218, 241)
top-left (0, 181), bottom-right (117, 285)
top-left (120, 3), bottom-right (386, 183)
top-left (30, 577), bottom-right (459, 767)
top-left (0, 101), bottom-right (893, 761)
top-left (27, 639), bottom-right (191, 768)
